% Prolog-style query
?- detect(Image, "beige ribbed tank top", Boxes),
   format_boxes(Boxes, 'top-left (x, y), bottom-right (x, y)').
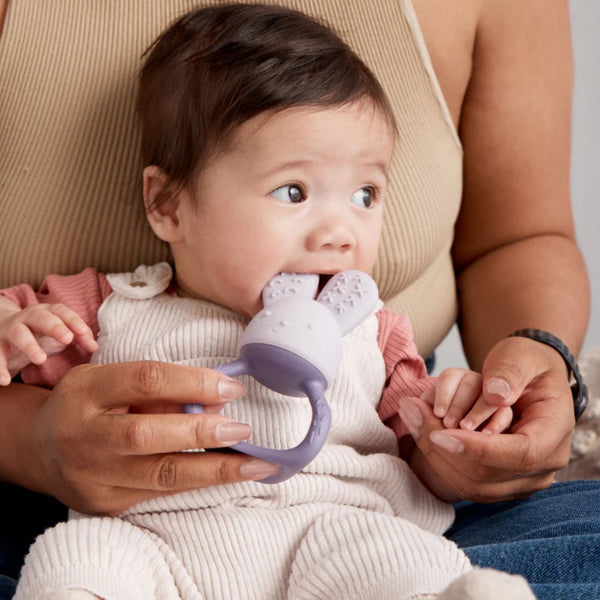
top-left (0, 0), bottom-right (462, 356)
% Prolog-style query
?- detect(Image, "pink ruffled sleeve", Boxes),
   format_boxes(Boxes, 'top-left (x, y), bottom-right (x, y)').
top-left (0, 269), bottom-right (112, 387)
top-left (376, 309), bottom-right (436, 438)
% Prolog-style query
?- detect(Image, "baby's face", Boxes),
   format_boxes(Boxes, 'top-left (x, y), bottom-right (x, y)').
top-left (170, 101), bottom-right (395, 317)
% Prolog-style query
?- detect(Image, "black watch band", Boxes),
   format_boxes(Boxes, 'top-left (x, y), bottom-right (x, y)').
top-left (509, 329), bottom-right (588, 420)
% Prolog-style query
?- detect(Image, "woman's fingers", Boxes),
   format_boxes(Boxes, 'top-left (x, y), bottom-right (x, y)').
top-left (65, 362), bottom-right (246, 409)
top-left (92, 412), bottom-right (252, 455)
top-left (103, 451), bottom-right (279, 495)
top-left (403, 395), bottom-right (568, 501)
top-left (82, 453), bottom-right (280, 516)
top-left (420, 397), bottom-right (566, 472)
top-left (481, 337), bottom-right (568, 407)
top-left (66, 451), bottom-right (279, 516)
top-left (38, 362), bottom-right (274, 515)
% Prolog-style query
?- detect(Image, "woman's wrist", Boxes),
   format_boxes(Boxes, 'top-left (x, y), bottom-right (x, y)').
top-left (0, 382), bottom-right (52, 492)
top-left (508, 329), bottom-right (588, 419)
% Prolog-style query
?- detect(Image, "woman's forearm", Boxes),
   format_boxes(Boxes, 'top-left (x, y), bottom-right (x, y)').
top-left (456, 233), bottom-right (590, 371)
top-left (0, 383), bottom-right (51, 492)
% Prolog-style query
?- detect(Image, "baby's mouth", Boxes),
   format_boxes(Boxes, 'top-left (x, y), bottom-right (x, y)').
top-left (317, 273), bottom-right (334, 296)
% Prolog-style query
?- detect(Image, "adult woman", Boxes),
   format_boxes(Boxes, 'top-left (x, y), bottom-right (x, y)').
top-left (0, 1), bottom-right (595, 599)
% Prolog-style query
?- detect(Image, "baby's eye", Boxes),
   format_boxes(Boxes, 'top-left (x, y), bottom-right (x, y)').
top-left (270, 184), bottom-right (306, 203)
top-left (350, 186), bottom-right (377, 208)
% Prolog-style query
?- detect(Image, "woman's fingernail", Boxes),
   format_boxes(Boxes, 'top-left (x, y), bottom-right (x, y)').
top-left (486, 378), bottom-right (510, 402)
top-left (215, 421), bottom-right (251, 443)
top-left (430, 431), bottom-right (465, 454)
top-left (398, 401), bottom-right (423, 438)
top-left (218, 378), bottom-right (245, 400)
top-left (240, 459), bottom-right (279, 480)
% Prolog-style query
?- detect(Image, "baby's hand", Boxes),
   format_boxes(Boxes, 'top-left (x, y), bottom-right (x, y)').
top-left (423, 368), bottom-right (513, 434)
top-left (0, 303), bottom-right (98, 385)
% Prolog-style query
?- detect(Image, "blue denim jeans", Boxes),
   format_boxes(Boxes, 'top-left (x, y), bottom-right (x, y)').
top-left (1, 481), bottom-right (599, 600)
top-left (447, 480), bottom-right (600, 599)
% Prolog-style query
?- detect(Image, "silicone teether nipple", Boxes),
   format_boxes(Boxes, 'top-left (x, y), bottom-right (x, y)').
top-left (184, 270), bottom-right (379, 483)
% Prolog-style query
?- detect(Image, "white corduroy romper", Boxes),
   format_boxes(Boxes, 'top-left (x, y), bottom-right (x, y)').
top-left (16, 264), bottom-right (471, 600)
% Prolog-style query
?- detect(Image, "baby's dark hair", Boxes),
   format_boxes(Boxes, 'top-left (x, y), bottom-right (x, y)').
top-left (138, 3), bottom-right (396, 209)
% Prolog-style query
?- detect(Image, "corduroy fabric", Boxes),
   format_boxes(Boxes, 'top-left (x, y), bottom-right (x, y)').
top-left (15, 264), bottom-right (467, 600)
top-left (0, 0), bottom-right (462, 357)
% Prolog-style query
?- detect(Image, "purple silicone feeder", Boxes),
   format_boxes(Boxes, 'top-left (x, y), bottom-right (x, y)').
top-left (184, 271), bottom-right (379, 483)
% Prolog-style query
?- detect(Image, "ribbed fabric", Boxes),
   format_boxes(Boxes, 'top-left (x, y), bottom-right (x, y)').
top-left (16, 518), bottom-right (200, 600)
top-left (0, 0), bottom-right (462, 357)
top-left (15, 263), bottom-right (469, 600)
top-left (377, 309), bottom-right (436, 438)
top-left (0, 268), bottom-right (112, 387)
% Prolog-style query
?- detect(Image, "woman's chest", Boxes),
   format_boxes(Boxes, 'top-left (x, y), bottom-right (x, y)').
top-left (412, 0), bottom-right (481, 130)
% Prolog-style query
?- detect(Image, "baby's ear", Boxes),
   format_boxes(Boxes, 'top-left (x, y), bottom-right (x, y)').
top-left (143, 166), bottom-right (183, 242)
top-left (316, 271), bottom-right (379, 336)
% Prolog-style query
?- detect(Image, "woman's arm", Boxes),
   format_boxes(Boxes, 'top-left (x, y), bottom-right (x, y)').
top-left (0, 364), bottom-right (278, 515)
top-left (453, 0), bottom-right (589, 366)
top-left (405, 0), bottom-right (589, 502)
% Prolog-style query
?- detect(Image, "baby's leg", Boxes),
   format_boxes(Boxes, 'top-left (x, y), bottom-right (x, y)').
top-left (436, 568), bottom-right (536, 600)
top-left (288, 508), bottom-right (536, 600)
top-left (41, 591), bottom-right (101, 600)
top-left (287, 507), bottom-right (472, 599)
top-left (15, 517), bottom-right (192, 600)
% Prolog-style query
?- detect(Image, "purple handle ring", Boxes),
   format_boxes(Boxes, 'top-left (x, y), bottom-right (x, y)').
top-left (183, 270), bottom-right (379, 484)
top-left (184, 343), bottom-right (332, 484)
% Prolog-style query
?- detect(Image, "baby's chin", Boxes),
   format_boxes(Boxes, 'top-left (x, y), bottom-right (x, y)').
top-left (234, 292), bottom-right (264, 319)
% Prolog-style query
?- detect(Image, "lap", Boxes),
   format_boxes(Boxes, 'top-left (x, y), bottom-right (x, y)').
top-left (447, 480), bottom-right (600, 600)
top-left (0, 482), bottom-right (67, 581)
top-left (0, 576), bottom-right (16, 600)
top-left (447, 480), bottom-right (600, 545)
top-left (3, 480), bottom-right (600, 599)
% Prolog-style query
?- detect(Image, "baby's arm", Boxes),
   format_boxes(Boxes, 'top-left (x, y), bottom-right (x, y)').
top-left (422, 368), bottom-right (513, 434)
top-left (0, 298), bottom-right (97, 385)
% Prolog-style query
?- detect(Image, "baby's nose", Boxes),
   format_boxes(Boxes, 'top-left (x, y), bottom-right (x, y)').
top-left (306, 219), bottom-right (355, 252)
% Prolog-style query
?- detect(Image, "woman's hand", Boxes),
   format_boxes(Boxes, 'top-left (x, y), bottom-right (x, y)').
top-left (8, 361), bottom-right (278, 515)
top-left (400, 336), bottom-right (574, 502)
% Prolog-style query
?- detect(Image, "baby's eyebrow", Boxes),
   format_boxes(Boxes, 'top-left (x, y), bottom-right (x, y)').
top-left (257, 160), bottom-right (316, 180)
top-left (363, 160), bottom-right (390, 178)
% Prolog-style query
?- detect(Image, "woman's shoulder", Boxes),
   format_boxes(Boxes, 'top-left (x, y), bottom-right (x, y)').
top-left (411, 0), bottom-right (481, 129)
top-left (412, 0), bottom-right (570, 131)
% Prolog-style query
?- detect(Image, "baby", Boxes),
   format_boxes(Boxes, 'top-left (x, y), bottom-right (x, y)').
top-left (1, 4), bottom-right (530, 599)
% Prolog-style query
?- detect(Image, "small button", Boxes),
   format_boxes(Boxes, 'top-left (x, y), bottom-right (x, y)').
top-left (130, 281), bottom-right (148, 287)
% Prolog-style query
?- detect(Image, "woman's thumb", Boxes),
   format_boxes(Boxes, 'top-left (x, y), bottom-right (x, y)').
top-left (481, 337), bottom-right (540, 406)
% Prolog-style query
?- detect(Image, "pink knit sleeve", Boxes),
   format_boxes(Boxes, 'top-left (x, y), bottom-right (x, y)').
top-left (0, 269), bottom-right (112, 388)
top-left (376, 309), bottom-right (436, 438)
